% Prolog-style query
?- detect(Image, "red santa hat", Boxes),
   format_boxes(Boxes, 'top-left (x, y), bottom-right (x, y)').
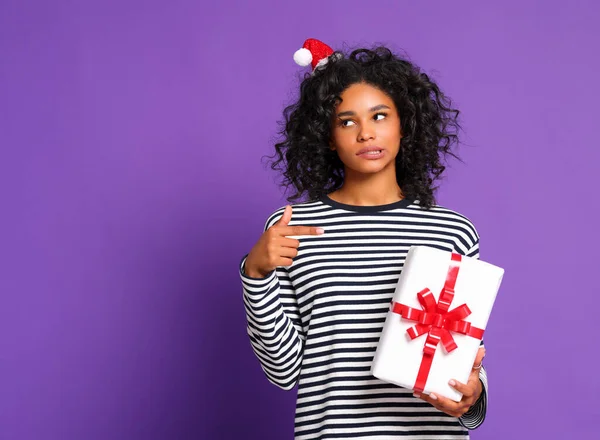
top-left (293, 38), bottom-right (335, 71)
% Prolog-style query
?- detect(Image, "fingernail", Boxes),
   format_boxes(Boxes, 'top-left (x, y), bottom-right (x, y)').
top-left (430, 393), bottom-right (438, 400)
top-left (449, 379), bottom-right (456, 386)
top-left (316, 228), bottom-right (325, 234)
top-left (413, 393), bottom-right (419, 398)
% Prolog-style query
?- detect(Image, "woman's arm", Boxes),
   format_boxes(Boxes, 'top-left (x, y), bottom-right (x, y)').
top-left (239, 209), bottom-right (307, 390)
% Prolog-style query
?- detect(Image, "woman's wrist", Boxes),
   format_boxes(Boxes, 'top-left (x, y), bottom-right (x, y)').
top-left (243, 259), bottom-right (268, 278)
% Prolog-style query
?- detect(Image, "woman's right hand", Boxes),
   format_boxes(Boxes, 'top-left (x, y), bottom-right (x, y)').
top-left (244, 205), bottom-right (325, 278)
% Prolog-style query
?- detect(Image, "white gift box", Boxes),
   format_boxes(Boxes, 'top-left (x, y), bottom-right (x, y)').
top-left (371, 245), bottom-right (504, 402)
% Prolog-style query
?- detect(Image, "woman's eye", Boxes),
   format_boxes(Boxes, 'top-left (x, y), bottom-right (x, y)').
top-left (339, 113), bottom-right (387, 127)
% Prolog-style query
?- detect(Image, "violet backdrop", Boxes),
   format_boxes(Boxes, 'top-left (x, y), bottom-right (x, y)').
top-left (1, 1), bottom-right (598, 439)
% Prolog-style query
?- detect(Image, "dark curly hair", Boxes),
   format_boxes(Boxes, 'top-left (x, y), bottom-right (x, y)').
top-left (266, 45), bottom-right (463, 210)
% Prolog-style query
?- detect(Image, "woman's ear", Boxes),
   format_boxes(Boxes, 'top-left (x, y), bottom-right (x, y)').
top-left (329, 140), bottom-right (336, 151)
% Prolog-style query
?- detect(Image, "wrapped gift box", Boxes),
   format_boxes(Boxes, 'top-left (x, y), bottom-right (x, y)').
top-left (371, 245), bottom-right (504, 402)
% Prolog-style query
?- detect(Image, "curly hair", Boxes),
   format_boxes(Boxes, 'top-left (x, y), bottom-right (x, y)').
top-left (266, 46), bottom-right (463, 210)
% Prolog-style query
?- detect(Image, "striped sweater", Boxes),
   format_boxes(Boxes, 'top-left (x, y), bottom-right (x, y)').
top-left (240, 195), bottom-right (487, 439)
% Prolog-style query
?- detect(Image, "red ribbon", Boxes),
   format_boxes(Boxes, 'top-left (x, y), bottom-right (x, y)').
top-left (390, 252), bottom-right (484, 393)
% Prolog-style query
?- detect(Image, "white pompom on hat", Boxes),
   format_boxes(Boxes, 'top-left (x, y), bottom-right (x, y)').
top-left (293, 47), bottom-right (313, 67)
top-left (293, 38), bottom-right (335, 71)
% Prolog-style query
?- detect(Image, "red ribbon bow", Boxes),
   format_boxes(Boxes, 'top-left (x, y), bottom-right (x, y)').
top-left (390, 252), bottom-right (484, 393)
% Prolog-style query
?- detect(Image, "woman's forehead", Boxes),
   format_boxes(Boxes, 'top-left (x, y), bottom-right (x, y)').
top-left (336, 83), bottom-right (395, 111)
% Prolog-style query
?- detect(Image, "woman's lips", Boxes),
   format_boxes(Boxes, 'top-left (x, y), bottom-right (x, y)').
top-left (357, 148), bottom-right (385, 160)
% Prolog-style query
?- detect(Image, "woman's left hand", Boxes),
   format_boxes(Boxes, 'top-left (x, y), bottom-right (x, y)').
top-left (413, 346), bottom-right (485, 418)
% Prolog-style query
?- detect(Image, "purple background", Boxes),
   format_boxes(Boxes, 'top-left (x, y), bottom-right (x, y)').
top-left (1, 1), bottom-right (598, 439)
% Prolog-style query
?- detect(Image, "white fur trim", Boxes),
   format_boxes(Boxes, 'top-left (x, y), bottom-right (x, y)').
top-left (311, 53), bottom-right (341, 75)
top-left (315, 57), bottom-right (329, 69)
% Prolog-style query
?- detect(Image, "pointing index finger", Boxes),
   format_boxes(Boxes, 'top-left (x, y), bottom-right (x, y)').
top-left (280, 225), bottom-right (325, 237)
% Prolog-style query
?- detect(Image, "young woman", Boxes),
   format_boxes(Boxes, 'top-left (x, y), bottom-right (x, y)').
top-left (240, 39), bottom-right (487, 439)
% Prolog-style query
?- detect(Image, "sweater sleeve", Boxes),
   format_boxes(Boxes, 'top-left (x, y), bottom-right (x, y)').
top-left (455, 231), bottom-right (488, 430)
top-left (239, 211), bottom-right (305, 390)
top-left (458, 364), bottom-right (488, 429)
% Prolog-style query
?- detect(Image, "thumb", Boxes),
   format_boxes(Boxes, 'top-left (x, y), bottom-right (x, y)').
top-left (473, 346), bottom-right (486, 369)
top-left (276, 205), bottom-right (292, 226)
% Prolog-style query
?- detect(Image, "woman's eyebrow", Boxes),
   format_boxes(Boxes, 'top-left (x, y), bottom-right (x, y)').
top-left (337, 104), bottom-right (391, 118)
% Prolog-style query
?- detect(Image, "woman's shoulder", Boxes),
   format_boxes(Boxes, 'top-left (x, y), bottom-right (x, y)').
top-left (262, 199), bottom-right (327, 231)
top-left (412, 200), bottom-right (480, 246)
top-left (420, 201), bottom-right (477, 225)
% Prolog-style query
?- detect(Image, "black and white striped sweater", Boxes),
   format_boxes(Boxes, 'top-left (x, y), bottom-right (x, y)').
top-left (240, 195), bottom-right (487, 439)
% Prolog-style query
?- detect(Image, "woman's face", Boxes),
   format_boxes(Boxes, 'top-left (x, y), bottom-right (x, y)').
top-left (330, 82), bottom-right (402, 176)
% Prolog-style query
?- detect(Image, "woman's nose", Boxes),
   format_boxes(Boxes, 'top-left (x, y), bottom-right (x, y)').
top-left (358, 127), bottom-right (375, 141)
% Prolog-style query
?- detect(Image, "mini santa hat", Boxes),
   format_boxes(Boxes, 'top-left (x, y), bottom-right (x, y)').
top-left (293, 38), bottom-right (335, 72)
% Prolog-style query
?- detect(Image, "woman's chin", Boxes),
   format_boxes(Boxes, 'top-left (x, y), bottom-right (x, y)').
top-left (351, 161), bottom-right (393, 175)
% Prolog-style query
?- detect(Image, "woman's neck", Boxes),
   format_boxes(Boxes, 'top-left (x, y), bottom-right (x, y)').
top-left (328, 167), bottom-right (403, 206)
